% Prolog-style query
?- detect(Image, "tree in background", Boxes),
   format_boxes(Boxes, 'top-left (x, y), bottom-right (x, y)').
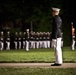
top-left (0, 0), bottom-right (72, 46)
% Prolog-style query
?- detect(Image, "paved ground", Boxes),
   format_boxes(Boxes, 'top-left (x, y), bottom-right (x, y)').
top-left (0, 63), bottom-right (76, 68)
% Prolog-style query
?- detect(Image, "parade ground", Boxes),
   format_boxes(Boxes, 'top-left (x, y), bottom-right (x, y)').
top-left (0, 47), bottom-right (76, 68)
top-left (0, 47), bottom-right (76, 75)
top-left (0, 63), bottom-right (76, 75)
top-left (0, 47), bottom-right (76, 63)
top-left (0, 63), bottom-right (76, 68)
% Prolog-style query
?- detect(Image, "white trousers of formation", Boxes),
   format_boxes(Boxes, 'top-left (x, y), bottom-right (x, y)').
top-left (23, 41), bottom-right (26, 49)
top-left (6, 41), bottom-right (10, 50)
top-left (36, 41), bottom-right (39, 49)
top-left (39, 41), bottom-right (43, 48)
top-left (43, 41), bottom-right (47, 48)
top-left (52, 38), bottom-right (62, 64)
top-left (72, 39), bottom-right (75, 50)
top-left (19, 41), bottom-right (21, 49)
top-left (30, 41), bottom-right (35, 49)
top-left (32, 41), bottom-right (35, 49)
top-left (26, 41), bottom-right (29, 51)
top-left (0, 42), bottom-right (4, 50)
top-left (47, 41), bottom-right (50, 48)
top-left (14, 41), bottom-right (17, 49)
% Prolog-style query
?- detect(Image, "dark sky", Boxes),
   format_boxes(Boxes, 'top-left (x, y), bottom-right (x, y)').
top-left (62, 1), bottom-right (76, 28)
top-left (0, 0), bottom-right (75, 27)
top-left (63, 1), bottom-right (75, 22)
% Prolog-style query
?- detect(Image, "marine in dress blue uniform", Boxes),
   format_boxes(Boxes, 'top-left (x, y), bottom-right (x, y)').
top-left (6, 31), bottom-right (10, 50)
top-left (71, 22), bottom-right (75, 50)
top-left (14, 32), bottom-right (18, 49)
top-left (0, 31), bottom-right (4, 50)
top-left (18, 32), bottom-right (22, 49)
top-left (25, 29), bottom-right (30, 51)
top-left (23, 32), bottom-right (26, 49)
top-left (51, 7), bottom-right (63, 66)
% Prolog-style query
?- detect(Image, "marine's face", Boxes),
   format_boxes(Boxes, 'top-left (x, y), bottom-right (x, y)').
top-left (52, 11), bottom-right (59, 16)
top-left (1, 32), bottom-right (3, 35)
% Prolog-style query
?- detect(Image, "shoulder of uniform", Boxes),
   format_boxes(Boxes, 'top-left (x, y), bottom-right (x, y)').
top-left (55, 15), bottom-right (60, 18)
top-left (54, 15), bottom-right (59, 20)
top-left (55, 15), bottom-right (61, 21)
top-left (54, 15), bottom-right (59, 19)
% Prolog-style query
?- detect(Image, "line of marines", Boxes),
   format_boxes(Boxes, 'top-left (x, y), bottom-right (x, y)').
top-left (0, 29), bottom-right (63, 51)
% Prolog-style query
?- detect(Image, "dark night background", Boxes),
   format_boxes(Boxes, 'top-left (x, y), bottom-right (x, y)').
top-left (0, 0), bottom-right (75, 46)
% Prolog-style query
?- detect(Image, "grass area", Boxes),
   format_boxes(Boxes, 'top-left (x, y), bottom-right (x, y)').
top-left (0, 47), bottom-right (76, 75)
top-left (0, 68), bottom-right (76, 75)
top-left (0, 47), bottom-right (76, 63)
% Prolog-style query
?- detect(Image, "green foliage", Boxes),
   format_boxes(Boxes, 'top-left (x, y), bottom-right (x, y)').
top-left (0, 0), bottom-right (62, 24)
top-left (0, 0), bottom-right (71, 46)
